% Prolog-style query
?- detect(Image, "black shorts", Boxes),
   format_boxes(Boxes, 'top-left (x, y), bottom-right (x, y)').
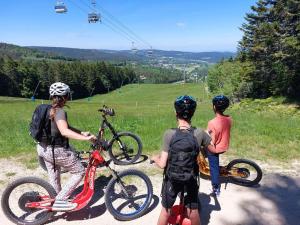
top-left (161, 179), bottom-right (199, 209)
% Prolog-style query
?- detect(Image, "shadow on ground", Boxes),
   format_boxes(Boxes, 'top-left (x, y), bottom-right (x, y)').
top-left (199, 192), bottom-right (221, 225)
top-left (201, 173), bottom-right (300, 225)
top-left (231, 174), bottom-right (300, 225)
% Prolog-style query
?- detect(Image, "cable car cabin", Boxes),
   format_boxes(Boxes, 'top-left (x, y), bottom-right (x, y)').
top-left (147, 50), bottom-right (153, 56)
top-left (131, 47), bottom-right (138, 53)
top-left (88, 13), bottom-right (101, 23)
top-left (55, 3), bottom-right (67, 13)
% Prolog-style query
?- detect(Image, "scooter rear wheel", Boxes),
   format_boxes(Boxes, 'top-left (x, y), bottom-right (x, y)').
top-left (1, 177), bottom-right (56, 225)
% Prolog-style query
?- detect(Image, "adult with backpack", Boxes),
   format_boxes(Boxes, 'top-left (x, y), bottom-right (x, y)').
top-left (151, 95), bottom-right (216, 225)
top-left (31, 82), bottom-right (96, 210)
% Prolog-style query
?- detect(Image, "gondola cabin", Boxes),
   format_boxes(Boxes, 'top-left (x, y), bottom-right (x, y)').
top-left (88, 13), bottom-right (101, 23)
top-left (55, 1), bottom-right (67, 13)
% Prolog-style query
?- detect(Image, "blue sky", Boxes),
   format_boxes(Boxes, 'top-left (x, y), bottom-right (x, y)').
top-left (0, 0), bottom-right (257, 52)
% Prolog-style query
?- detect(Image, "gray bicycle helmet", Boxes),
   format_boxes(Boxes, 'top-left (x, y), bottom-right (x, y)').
top-left (49, 82), bottom-right (70, 97)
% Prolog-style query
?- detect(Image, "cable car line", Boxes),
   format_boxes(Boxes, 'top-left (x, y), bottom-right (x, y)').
top-left (66, 0), bottom-right (88, 16)
top-left (101, 15), bottom-right (141, 44)
top-left (57, 0), bottom-right (155, 55)
top-left (77, 0), bottom-right (151, 49)
top-left (67, 0), bottom-right (140, 45)
top-left (97, 5), bottom-right (152, 48)
top-left (77, 0), bottom-right (142, 44)
top-left (77, 0), bottom-right (145, 48)
top-left (102, 21), bottom-right (135, 43)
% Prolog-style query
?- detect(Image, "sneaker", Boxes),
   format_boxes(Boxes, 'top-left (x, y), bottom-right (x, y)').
top-left (52, 200), bottom-right (77, 211)
top-left (211, 187), bottom-right (221, 197)
top-left (213, 188), bottom-right (220, 197)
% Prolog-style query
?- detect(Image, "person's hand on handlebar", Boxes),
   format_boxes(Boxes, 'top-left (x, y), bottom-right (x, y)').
top-left (81, 131), bottom-right (97, 143)
top-left (81, 131), bottom-right (91, 137)
top-left (88, 135), bottom-right (97, 143)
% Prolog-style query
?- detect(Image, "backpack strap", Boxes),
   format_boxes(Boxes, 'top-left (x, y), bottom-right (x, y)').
top-left (161, 128), bottom-right (177, 196)
top-left (185, 127), bottom-right (200, 180)
top-left (49, 106), bottom-right (56, 172)
top-left (191, 127), bottom-right (200, 184)
top-left (162, 128), bottom-right (178, 180)
top-left (52, 145), bottom-right (56, 172)
top-left (49, 106), bottom-right (57, 172)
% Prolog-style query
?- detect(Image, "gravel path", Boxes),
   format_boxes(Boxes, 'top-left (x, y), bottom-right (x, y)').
top-left (0, 158), bottom-right (299, 225)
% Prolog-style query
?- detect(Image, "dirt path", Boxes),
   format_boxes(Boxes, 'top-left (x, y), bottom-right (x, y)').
top-left (0, 158), bottom-right (299, 225)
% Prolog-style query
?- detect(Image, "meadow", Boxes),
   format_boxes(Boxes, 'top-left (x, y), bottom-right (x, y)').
top-left (0, 83), bottom-right (299, 167)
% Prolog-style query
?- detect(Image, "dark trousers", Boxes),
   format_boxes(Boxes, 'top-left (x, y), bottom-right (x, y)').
top-left (207, 151), bottom-right (220, 190)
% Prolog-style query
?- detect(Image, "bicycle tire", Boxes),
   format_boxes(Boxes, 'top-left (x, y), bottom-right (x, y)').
top-left (226, 159), bottom-right (262, 186)
top-left (1, 177), bottom-right (56, 225)
top-left (108, 132), bottom-right (143, 165)
top-left (105, 169), bottom-right (153, 221)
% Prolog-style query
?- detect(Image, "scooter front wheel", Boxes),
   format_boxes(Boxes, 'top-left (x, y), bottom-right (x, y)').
top-left (105, 169), bottom-right (153, 220)
top-left (226, 159), bottom-right (262, 186)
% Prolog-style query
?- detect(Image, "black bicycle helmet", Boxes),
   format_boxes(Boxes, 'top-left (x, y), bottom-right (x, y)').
top-left (174, 95), bottom-right (197, 120)
top-left (212, 95), bottom-right (230, 112)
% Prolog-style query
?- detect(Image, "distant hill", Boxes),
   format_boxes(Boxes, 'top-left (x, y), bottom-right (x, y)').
top-left (0, 43), bottom-right (235, 63)
top-left (144, 50), bottom-right (236, 63)
top-left (0, 43), bottom-right (74, 61)
top-left (29, 46), bottom-right (142, 62)
top-left (30, 46), bottom-right (235, 63)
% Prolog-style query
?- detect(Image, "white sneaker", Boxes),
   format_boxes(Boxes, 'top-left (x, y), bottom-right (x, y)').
top-left (52, 200), bottom-right (77, 211)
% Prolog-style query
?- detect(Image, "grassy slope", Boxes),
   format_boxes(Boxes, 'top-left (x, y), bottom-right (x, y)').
top-left (0, 84), bottom-right (299, 164)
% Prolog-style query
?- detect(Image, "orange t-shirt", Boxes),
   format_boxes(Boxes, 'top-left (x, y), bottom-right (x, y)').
top-left (207, 114), bottom-right (232, 153)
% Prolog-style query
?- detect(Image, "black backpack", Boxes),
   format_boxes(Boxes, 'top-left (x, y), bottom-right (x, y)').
top-left (29, 104), bottom-right (52, 143)
top-left (165, 128), bottom-right (200, 183)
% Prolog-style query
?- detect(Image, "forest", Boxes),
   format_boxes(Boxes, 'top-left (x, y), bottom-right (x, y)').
top-left (0, 57), bottom-right (137, 99)
top-left (207, 0), bottom-right (300, 101)
top-left (0, 43), bottom-right (194, 98)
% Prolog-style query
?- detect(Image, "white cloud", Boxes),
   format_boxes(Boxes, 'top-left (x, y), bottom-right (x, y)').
top-left (176, 22), bottom-right (186, 28)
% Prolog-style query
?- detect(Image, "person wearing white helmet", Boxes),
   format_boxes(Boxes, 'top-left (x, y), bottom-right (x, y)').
top-left (37, 82), bottom-right (96, 210)
top-left (49, 82), bottom-right (71, 97)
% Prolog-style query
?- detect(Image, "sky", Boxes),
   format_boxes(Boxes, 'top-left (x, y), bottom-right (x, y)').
top-left (0, 0), bottom-right (257, 52)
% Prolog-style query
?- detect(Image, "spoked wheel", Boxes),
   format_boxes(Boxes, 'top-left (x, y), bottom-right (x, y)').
top-left (226, 159), bottom-right (262, 186)
top-left (1, 177), bottom-right (56, 225)
top-left (108, 132), bottom-right (142, 165)
top-left (105, 169), bottom-right (153, 220)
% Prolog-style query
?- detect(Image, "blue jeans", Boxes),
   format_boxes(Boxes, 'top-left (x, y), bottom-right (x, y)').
top-left (207, 151), bottom-right (220, 190)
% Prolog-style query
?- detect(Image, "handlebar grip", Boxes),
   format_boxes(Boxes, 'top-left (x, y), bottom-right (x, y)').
top-left (98, 106), bottom-right (115, 116)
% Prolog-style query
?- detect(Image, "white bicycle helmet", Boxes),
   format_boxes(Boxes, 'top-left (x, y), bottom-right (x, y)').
top-left (49, 82), bottom-right (70, 97)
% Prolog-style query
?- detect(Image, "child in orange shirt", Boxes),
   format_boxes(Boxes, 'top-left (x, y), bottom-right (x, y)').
top-left (207, 95), bottom-right (232, 196)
